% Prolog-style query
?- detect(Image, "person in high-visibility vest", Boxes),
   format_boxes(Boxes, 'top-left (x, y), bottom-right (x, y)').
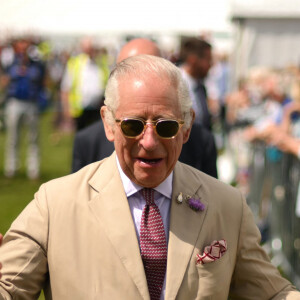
top-left (61, 37), bottom-right (104, 131)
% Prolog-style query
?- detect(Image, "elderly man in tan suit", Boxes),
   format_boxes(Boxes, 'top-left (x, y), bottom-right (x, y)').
top-left (0, 55), bottom-right (300, 300)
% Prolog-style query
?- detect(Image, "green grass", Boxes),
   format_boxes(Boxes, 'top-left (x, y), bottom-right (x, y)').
top-left (0, 110), bottom-right (73, 233)
top-left (0, 110), bottom-right (74, 299)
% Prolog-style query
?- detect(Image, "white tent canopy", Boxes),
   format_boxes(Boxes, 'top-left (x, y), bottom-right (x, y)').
top-left (0, 0), bottom-right (232, 37)
top-left (230, 0), bottom-right (300, 87)
top-left (231, 0), bottom-right (300, 18)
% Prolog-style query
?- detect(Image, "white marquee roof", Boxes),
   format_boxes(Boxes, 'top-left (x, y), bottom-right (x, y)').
top-left (231, 0), bottom-right (300, 18)
top-left (0, 0), bottom-right (232, 37)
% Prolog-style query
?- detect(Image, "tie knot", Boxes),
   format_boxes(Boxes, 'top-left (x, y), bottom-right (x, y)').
top-left (141, 188), bottom-right (155, 205)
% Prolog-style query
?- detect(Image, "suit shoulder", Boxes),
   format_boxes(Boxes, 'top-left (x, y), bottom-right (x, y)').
top-left (43, 161), bottom-right (103, 196)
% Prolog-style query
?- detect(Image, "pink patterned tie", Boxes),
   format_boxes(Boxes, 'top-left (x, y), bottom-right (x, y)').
top-left (140, 188), bottom-right (167, 300)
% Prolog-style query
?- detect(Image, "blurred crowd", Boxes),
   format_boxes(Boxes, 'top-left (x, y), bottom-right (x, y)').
top-left (0, 34), bottom-right (299, 187)
top-left (0, 35), bottom-right (113, 179)
top-left (0, 35), bottom-right (113, 133)
top-left (224, 66), bottom-right (300, 196)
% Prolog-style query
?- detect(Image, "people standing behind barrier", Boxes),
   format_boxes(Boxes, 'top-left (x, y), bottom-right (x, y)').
top-left (226, 67), bottom-right (275, 129)
top-left (179, 37), bottom-right (213, 131)
top-left (224, 68), bottom-right (276, 195)
top-left (1, 37), bottom-right (46, 180)
top-left (60, 37), bottom-right (105, 131)
top-left (226, 68), bottom-right (298, 195)
top-left (234, 70), bottom-right (300, 261)
top-left (262, 124), bottom-right (300, 160)
top-left (253, 83), bottom-right (300, 160)
top-left (243, 71), bottom-right (293, 144)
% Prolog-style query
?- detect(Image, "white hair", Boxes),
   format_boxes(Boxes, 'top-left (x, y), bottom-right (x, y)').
top-left (104, 55), bottom-right (193, 128)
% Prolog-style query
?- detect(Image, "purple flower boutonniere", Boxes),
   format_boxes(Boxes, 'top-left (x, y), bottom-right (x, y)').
top-left (186, 196), bottom-right (205, 212)
top-left (176, 193), bottom-right (205, 212)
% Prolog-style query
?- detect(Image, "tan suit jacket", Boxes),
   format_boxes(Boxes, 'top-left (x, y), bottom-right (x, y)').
top-left (0, 152), bottom-right (299, 299)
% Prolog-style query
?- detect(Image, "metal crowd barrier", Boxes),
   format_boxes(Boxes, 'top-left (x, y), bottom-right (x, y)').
top-left (247, 142), bottom-right (300, 288)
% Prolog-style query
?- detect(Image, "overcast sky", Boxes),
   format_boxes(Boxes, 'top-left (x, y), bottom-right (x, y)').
top-left (0, 0), bottom-right (232, 36)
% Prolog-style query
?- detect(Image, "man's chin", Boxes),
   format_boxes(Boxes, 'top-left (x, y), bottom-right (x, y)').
top-left (133, 172), bottom-right (165, 188)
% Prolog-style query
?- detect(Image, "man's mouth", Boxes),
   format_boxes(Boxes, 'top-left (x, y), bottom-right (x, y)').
top-left (138, 158), bottom-right (163, 165)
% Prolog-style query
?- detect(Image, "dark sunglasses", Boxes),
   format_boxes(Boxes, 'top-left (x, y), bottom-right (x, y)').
top-left (115, 117), bottom-right (184, 139)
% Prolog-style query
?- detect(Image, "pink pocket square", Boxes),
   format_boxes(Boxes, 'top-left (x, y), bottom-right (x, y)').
top-left (196, 239), bottom-right (227, 265)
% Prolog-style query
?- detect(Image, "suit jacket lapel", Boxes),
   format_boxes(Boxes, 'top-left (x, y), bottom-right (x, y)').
top-left (88, 153), bottom-right (149, 300)
top-left (165, 163), bottom-right (209, 300)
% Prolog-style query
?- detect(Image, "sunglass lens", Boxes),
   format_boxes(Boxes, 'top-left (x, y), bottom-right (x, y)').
top-left (121, 119), bottom-right (144, 137)
top-left (156, 120), bottom-right (179, 138)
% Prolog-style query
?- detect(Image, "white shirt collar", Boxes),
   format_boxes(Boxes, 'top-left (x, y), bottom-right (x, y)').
top-left (116, 155), bottom-right (173, 199)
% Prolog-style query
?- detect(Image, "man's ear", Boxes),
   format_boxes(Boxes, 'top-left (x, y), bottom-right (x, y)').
top-left (182, 109), bottom-right (195, 144)
top-left (100, 106), bottom-right (115, 142)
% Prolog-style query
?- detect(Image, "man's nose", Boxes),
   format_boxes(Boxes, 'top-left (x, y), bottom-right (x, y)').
top-left (139, 124), bottom-right (160, 151)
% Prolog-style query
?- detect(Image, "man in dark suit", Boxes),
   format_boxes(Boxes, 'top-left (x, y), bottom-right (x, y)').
top-left (179, 38), bottom-right (213, 131)
top-left (72, 120), bottom-right (114, 172)
top-left (71, 38), bottom-right (218, 178)
top-left (179, 123), bottom-right (217, 177)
